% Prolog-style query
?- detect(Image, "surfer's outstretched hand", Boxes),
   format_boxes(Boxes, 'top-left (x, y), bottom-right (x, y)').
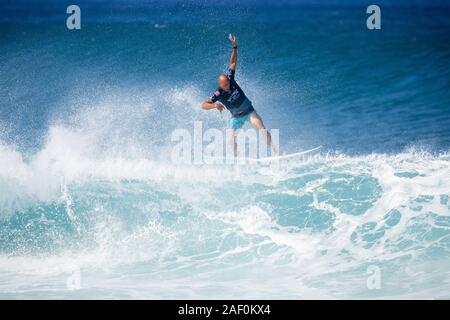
top-left (228, 34), bottom-right (237, 47)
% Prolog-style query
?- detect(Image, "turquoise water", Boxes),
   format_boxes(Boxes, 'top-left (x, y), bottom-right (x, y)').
top-left (0, 1), bottom-right (449, 299)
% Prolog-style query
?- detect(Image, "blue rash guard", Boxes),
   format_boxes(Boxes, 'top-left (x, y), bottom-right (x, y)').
top-left (209, 69), bottom-right (255, 118)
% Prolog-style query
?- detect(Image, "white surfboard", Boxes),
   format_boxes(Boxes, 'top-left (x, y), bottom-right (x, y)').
top-left (246, 146), bottom-right (322, 163)
top-left (205, 146), bottom-right (322, 164)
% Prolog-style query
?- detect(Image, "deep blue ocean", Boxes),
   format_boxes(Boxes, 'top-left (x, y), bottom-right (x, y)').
top-left (0, 0), bottom-right (449, 298)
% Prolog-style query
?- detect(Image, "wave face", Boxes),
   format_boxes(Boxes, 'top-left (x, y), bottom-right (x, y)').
top-left (1, 2), bottom-right (450, 298)
top-left (0, 141), bottom-right (449, 298)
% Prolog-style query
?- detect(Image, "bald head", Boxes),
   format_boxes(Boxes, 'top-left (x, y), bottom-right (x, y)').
top-left (218, 74), bottom-right (230, 91)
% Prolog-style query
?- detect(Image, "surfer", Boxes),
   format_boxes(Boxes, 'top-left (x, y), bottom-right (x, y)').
top-left (202, 34), bottom-right (277, 156)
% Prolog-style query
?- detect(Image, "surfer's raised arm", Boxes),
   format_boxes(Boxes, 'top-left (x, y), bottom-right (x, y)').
top-left (201, 35), bottom-right (238, 112)
top-left (228, 34), bottom-right (237, 71)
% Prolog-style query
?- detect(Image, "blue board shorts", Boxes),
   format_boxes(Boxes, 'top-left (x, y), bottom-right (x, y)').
top-left (229, 98), bottom-right (255, 129)
top-left (229, 111), bottom-right (254, 130)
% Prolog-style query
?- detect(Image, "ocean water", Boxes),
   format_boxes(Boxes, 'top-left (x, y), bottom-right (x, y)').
top-left (0, 1), bottom-right (449, 299)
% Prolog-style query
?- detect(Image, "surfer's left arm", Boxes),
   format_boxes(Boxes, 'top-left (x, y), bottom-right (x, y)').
top-left (228, 34), bottom-right (237, 71)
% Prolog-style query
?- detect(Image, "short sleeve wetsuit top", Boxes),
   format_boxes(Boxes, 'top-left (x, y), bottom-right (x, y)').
top-left (209, 69), bottom-right (254, 118)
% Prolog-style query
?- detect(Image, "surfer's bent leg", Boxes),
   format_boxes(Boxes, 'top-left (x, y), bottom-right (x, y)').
top-left (226, 129), bottom-right (237, 156)
top-left (249, 112), bottom-right (278, 155)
